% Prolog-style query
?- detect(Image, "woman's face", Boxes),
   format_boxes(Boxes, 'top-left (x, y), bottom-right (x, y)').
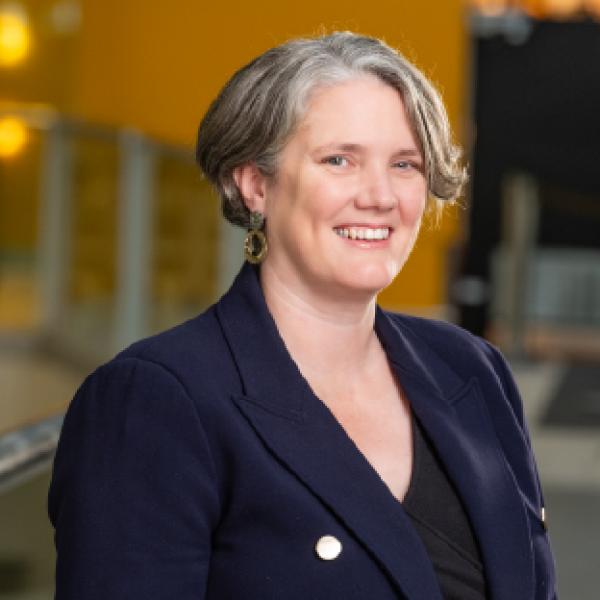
top-left (258, 76), bottom-right (427, 301)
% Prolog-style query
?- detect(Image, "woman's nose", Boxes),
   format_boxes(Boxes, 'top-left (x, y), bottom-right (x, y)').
top-left (355, 166), bottom-right (397, 211)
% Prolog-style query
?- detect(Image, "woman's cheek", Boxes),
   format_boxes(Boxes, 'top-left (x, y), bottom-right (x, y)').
top-left (404, 188), bottom-right (427, 223)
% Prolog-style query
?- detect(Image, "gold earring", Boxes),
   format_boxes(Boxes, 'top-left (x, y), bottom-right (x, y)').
top-left (244, 211), bottom-right (268, 264)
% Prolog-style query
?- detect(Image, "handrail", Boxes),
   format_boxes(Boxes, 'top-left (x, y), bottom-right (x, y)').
top-left (0, 102), bottom-right (196, 162)
top-left (0, 414), bottom-right (63, 494)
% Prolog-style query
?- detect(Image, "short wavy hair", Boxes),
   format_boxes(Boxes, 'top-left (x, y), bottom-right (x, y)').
top-left (196, 31), bottom-right (467, 228)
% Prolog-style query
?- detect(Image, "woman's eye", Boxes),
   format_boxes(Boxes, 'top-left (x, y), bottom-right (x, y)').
top-left (393, 160), bottom-right (423, 172)
top-left (324, 155), bottom-right (348, 167)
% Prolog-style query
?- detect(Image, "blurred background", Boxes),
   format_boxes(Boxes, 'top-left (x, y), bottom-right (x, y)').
top-left (0, 0), bottom-right (598, 597)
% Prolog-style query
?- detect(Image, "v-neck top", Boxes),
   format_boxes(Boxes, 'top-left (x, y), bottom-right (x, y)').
top-left (403, 416), bottom-right (488, 599)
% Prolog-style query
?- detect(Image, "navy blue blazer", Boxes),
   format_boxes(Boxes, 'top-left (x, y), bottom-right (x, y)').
top-left (49, 262), bottom-right (557, 599)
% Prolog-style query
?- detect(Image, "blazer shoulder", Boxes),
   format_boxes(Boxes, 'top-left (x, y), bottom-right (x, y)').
top-left (385, 311), bottom-right (525, 427)
top-left (384, 311), bottom-right (501, 374)
top-left (108, 303), bottom-right (241, 397)
top-left (116, 304), bottom-right (219, 363)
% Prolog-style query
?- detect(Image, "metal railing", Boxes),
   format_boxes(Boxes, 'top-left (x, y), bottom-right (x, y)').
top-left (0, 415), bottom-right (63, 494)
top-left (0, 105), bottom-right (245, 488)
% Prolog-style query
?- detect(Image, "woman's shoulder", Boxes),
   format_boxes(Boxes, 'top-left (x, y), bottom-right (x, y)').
top-left (382, 310), bottom-right (503, 373)
top-left (71, 303), bottom-right (242, 424)
top-left (117, 303), bottom-right (222, 364)
top-left (382, 310), bottom-right (525, 426)
top-left (109, 303), bottom-right (239, 392)
top-left (53, 305), bottom-right (241, 497)
top-left (49, 314), bottom-right (224, 562)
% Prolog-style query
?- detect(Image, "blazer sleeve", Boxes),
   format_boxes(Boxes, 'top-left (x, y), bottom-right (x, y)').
top-left (480, 339), bottom-right (558, 599)
top-left (480, 339), bottom-right (546, 500)
top-left (48, 357), bottom-right (221, 599)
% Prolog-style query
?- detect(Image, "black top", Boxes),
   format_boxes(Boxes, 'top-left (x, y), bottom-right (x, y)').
top-left (403, 417), bottom-right (488, 599)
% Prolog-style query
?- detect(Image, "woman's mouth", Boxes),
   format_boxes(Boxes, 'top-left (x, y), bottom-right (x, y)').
top-left (333, 226), bottom-right (391, 241)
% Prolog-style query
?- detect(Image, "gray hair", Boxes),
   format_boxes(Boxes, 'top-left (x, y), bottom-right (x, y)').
top-left (196, 31), bottom-right (467, 227)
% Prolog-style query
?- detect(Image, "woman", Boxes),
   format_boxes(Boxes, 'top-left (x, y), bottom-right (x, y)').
top-left (49, 32), bottom-right (556, 599)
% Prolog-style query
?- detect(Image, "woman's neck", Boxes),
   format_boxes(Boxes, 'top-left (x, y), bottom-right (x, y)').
top-left (259, 263), bottom-right (380, 385)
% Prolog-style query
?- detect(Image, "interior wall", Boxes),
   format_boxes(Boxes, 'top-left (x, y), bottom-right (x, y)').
top-left (75, 2), bottom-right (465, 147)
top-left (73, 0), bottom-right (467, 309)
top-left (3, 1), bottom-right (466, 309)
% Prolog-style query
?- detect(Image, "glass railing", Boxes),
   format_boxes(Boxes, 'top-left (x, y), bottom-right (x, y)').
top-left (1, 104), bottom-right (244, 364)
top-left (0, 104), bottom-right (245, 487)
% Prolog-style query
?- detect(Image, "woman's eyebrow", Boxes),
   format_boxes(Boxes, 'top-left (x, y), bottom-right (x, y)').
top-left (313, 143), bottom-right (422, 155)
top-left (313, 143), bottom-right (365, 153)
top-left (393, 148), bottom-right (422, 157)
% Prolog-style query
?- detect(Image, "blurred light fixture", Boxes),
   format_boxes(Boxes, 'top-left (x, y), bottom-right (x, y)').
top-left (467, 0), bottom-right (600, 19)
top-left (585, 0), bottom-right (600, 17)
top-left (0, 116), bottom-right (28, 158)
top-left (0, 4), bottom-right (30, 67)
top-left (469, 0), bottom-right (509, 16)
top-left (543, 0), bottom-right (584, 17)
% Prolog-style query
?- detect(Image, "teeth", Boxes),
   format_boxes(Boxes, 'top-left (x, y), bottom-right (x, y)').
top-left (334, 227), bottom-right (390, 241)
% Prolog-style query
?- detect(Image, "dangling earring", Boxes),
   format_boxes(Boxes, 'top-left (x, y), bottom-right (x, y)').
top-left (244, 211), bottom-right (268, 264)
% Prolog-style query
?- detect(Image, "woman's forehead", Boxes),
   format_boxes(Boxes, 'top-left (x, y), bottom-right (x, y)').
top-left (293, 77), bottom-right (416, 148)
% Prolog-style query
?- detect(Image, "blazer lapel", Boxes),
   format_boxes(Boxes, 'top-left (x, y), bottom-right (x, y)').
top-left (216, 263), bottom-right (535, 600)
top-left (376, 309), bottom-right (535, 600)
top-left (216, 264), bottom-right (443, 600)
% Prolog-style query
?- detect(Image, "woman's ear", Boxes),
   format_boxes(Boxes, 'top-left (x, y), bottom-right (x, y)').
top-left (232, 163), bottom-right (268, 215)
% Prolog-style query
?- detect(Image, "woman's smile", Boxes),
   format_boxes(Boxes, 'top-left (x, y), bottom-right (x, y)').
top-left (333, 225), bottom-right (392, 246)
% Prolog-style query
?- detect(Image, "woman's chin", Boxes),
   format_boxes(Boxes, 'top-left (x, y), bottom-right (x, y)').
top-left (332, 261), bottom-right (400, 298)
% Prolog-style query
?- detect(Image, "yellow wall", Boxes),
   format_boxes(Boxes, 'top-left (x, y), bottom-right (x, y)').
top-left (8, 0), bottom-right (468, 308)
top-left (75, 2), bottom-right (466, 149)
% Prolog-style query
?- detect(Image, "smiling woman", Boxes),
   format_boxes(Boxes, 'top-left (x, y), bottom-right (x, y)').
top-left (233, 77), bottom-right (428, 300)
top-left (197, 32), bottom-right (466, 315)
top-left (49, 32), bottom-right (557, 600)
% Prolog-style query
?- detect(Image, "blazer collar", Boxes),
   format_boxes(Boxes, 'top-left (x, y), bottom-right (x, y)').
top-left (216, 263), bottom-right (535, 600)
top-left (376, 310), bottom-right (535, 599)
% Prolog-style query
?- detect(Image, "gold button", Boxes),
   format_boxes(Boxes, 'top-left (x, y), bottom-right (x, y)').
top-left (541, 507), bottom-right (547, 530)
top-left (315, 535), bottom-right (342, 560)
